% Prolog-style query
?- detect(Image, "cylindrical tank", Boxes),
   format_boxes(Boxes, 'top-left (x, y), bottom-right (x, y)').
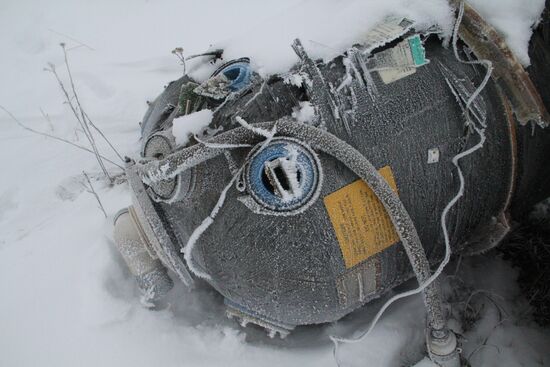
top-left (128, 25), bottom-right (550, 331)
top-left (113, 207), bottom-right (174, 306)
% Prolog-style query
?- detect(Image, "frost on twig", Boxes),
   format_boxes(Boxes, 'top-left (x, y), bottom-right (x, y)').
top-left (0, 105), bottom-right (123, 170)
top-left (171, 47), bottom-right (187, 75)
top-left (82, 171), bottom-right (107, 218)
top-left (41, 43), bottom-right (125, 182)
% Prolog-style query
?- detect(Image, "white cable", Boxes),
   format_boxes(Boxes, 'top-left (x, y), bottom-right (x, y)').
top-left (182, 117), bottom-right (277, 280)
top-left (235, 116), bottom-right (274, 138)
top-left (329, 2), bottom-right (492, 365)
top-left (193, 133), bottom-right (253, 149)
top-left (244, 80), bottom-right (267, 108)
top-left (451, 1), bottom-right (493, 128)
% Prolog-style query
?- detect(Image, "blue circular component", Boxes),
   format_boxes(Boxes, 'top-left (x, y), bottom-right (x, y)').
top-left (211, 58), bottom-right (252, 92)
top-left (246, 138), bottom-right (321, 213)
top-left (223, 63), bottom-right (251, 91)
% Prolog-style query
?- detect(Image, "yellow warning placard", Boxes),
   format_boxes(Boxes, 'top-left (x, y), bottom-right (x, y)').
top-left (324, 166), bottom-right (399, 269)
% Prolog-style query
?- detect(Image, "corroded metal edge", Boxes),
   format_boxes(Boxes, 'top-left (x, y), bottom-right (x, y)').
top-left (459, 2), bottom-right (550, 126)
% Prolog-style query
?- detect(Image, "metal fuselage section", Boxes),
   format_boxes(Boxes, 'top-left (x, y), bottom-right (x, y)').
top-left (130, 32), bottom-right (550, 331)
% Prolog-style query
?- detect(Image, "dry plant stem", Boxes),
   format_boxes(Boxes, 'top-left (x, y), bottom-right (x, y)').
top-left (46, 64), bottom-right (110, 180)
top-left (82, 171), bottom-right (107, 218)
top-left (46, 65), bottom-right (89, 140)
top-left (47, 63), bottom-right (95, 147)
top-left (56, 44), bottom-right (124, 162)
top-left (59, 44), bottom-right (111, 181)
top-left (82, 110), bottom-right (124, 161)
top-left (172, 47), bottom-right (187, 75)
top-left (62, 45), bottom-right (124, 163)
top-left (0, 105), bottom-right (124, 170)
top-left (39, 107), bottom-right (54, 132)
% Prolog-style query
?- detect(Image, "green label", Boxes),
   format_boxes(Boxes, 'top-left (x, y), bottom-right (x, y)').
top-left (408, 35), bottom-right (426, 66)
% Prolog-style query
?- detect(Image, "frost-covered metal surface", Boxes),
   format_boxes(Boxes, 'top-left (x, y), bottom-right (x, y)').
top-left (131, 36), bottom-right (519, 328)
top-left (4, 0), bottom-right (550, 366)
top-left (126, 167), bottom-right (195, 287)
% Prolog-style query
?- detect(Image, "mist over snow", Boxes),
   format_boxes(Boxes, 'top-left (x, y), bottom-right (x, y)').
top-left (0, 1), bottom-right (548, 367)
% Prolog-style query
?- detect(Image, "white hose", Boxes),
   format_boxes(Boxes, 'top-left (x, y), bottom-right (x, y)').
top-left (329, 2), bottom-right (492, 365)
top-left (182, 117), bottom-right (277, 280)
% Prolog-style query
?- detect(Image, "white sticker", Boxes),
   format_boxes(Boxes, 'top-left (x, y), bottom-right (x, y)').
top-left (427, 147), bottom-right (440, 164)
top-left (368, 35), bottom-right (428, 84)
top-left (363, 17), bottom-right (415, 53)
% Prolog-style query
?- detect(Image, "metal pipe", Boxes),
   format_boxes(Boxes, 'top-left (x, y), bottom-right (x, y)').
top-left (113, 207), bottom-right (174, 307)
top-left (136, 118), bottom-right (447, 330)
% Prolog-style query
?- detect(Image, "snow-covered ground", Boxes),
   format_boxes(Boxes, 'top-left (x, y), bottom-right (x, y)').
top-left (0, 0), bottom-right (549, 366)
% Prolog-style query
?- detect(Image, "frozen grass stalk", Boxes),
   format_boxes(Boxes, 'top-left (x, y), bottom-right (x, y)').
top-left (0, 105), bottom-right (123, 170)
top-left (82, 171), bottom-right (107, 218)
top-left (45, 43), bottom-right (125, 182)
top-left (172, 47), bottom-right (187, 75)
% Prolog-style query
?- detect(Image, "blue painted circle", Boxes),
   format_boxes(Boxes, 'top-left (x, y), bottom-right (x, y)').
top-left (211, 58), bottom-right (252, 92)
top-left (247, 139), bottom-right (319, 212)
top-left (222, 62), bottom-right (251, 91)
